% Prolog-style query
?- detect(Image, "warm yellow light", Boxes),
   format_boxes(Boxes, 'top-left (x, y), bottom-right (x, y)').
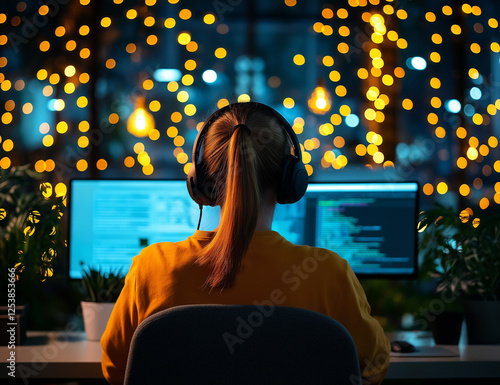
top-left (164, 18), bottom-right (176, 28)
top-left (204, 13), bottom-right (216, 24)
top-left (178, 32), bottom-right (191, 45)
top-left (436, 182), bottom-right (448, 195)
top-left (470, 43), bottom-right (481, 54)
top-left (147, 35), bottom-right (158, 45)
top-left (337, 43), bottom-right (349, 53)
top-left (80, 48), bottom-right (90, 59)
top-left (382, 74), bottom-right (393, 86)
top-left (329, 70), bottom-right (341, 82)
top-left (479, 197), bottom-right (489, 210)
top-left (396, 9), bottom-right (408, 19)
top-left (430, 52), bottom-right (441, 63)
top-left (78, 136), bottom-right (89, 148)
top-left (338, 26), bottom-right (350, 37)
top-left (322, 8), bottom-right (334, 19)
top-left (457, 157), bottom-right (467, 169)
top-left (435, 126), bottom-right (446, 139)
top-left (323, 55), bottom-right (334, 67)
top-left (40, 41), bottom-right (50, 52)
top-left (431, 33), bottom-right (442, 44)
top-left (431, 97), bottom-right (442, 108)
top-left (43, 135), bottom-right (54, 147)
top-left (394, 67), bottom-right (405, 78)
top-left (335, 85), bottom-right (347, 97)
top-left (79, 25), bottom-right (90, 36)
top-left (422, 183), bottom-right (434, 196)
top-left (186, 41), bottom-right (198, 52)
top-left (76, 159), bottom-right (88, 172)
top-left (171, 112), bottom-right (183, 123)
top-left (144, 16), bottom-right (155, 27)
top-left (355, 144), bottom-right (367, 156)
top-left (442, 5), bottom-right (453, 15)
top-left (430, 77), bottom-right (441, 89)
top-left (293, 54), bottom-right (305, 66)
top-left (488, 136), bottom-right (498, 148)
top-left (459, 184), bottom-right (470, 197)
top-left (283, 97), bottom-right (295, 109)
top-left (357, 68), bottom-right (369, 79)
top-left (2, 139), bottom-right (13, 152)
top-left (337, 8), bottom-right (348, 19)
top-left (127, 96), bottom-right (155, 138)
top-left (308, 80), bottom-right (332, 115)
top-left (143, 79), bottom-right (154, 90)
top-left (126, 9), bottom-right (137, 19)
top-left (451, 24), bottom-right (461, 35)
top-left (215, 47), bottom-right (227, 59)
top-left (373, 152), bottom-right (384, 164)
top-left (237, 94), bottom-right (251, 103)
top-left (173, 136), bottom-right (185, 147)
top-left (467, 147), bottom-right (479, 160)
top-left (322, 25), bottom-right (333, 36)
top-left (182, 74), bottom-right (194, 86)
top-left (106, 59), bottom-right (116, 69)
top-left (179, 9), bottom-right (192, 20)
top-left (313, 22), bottom-right (324, 33)
top-left (396, 38), bottom-right (408, 49)
top-left (77, 96), bottom-right (88, 108)
top-left (56, 121), bottom-right (68, 134)
top-left (184, 104), bottom-right (196, 116)
top-left (184, 59), bottom-right (196, 71)
top-left (76, 121), bottom-right (88, 133)
top-left (55, 26), bottom-right (66, 37)
top-left (96, 159), bottom-right (107, 171)
top-left (124, 156), bottom-right (135, 168)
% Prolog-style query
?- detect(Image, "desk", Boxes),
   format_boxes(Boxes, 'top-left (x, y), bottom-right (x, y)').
top-left (387, 331), bottom-right (500, 380)
top-left (1, 331), bottom-right (500, 382)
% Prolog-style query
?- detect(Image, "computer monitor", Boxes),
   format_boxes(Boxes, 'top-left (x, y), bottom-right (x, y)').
top-left (273, 182), bottom-right (419, 278)
top-left (68, 179), bottom-right (220, 279)
top-left (69, 180), bottom-right (418, 279)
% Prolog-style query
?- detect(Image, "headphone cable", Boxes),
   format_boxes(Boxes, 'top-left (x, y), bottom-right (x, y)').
top-left (196, 204), bottom-right (203, 230)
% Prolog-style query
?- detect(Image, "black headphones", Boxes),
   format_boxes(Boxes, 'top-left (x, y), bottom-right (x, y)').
top-left (187, 102), bottom-right (308, 206)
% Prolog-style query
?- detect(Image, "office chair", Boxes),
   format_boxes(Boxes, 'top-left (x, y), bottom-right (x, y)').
top-left (124, 304), bottom-right (362, 385)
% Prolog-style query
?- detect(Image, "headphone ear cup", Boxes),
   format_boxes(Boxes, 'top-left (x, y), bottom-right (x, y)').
top-left (187, 161), bottom-right (217, 206)
top-left (186, 163), bottom-right (200, 203)
top-left (278, 156), bottom-right (308, 204)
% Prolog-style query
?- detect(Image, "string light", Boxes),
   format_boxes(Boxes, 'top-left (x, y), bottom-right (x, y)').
top-left (308, 79), bottom-right (332, 115)
top-left (127, 96), bottom-right (155, 138)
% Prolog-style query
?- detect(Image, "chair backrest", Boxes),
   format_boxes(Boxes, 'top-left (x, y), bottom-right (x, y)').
top-left (124, 304), bottom-right (362, 385)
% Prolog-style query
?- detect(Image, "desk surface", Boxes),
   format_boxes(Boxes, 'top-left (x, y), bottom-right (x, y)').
top-left (1, 331), bottom-right (500, 381)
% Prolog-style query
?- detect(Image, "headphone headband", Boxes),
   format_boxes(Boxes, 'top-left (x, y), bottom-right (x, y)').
top-left (192, 102), bottom-right (302, 167)
top-left (188, 102), bottom-right (308, 206)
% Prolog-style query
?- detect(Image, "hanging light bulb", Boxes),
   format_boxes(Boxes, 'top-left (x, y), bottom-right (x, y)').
top-left (127, 96), bottom-right (155, 137)
top-left (308, 79), bottom-right (332, 115)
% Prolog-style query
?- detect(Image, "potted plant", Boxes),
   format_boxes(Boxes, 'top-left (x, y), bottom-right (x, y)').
top-left (81, 266), bottom-right (125, 341)
top-left (0, 165), bottom-right (64, 345)
top-left (418, 204), bottom-right (500, 344)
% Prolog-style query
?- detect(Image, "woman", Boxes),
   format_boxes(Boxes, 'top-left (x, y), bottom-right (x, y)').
top-left (101, 102), bottom-right (390, 384)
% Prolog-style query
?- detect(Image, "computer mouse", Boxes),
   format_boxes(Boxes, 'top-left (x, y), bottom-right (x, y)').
top-left (390, 340), bottom-right (416, 353)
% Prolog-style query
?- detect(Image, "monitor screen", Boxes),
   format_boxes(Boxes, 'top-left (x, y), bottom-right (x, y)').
top-left (69, 180), bottom-right (418, 279)
top-left (68, 179), bottom-right (220, 279)
top-left (273, 182), bottom-right (419, 278)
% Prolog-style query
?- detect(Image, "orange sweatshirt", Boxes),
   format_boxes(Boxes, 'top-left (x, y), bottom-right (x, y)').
top-left (101, 230), bottom-right (390, 384)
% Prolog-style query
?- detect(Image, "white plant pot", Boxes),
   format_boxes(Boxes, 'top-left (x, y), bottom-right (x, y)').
top-left (81, 301), bottom-right (115, 341)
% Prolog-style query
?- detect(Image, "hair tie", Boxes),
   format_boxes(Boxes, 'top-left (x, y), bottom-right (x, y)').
top-left (232, 123), bottom-right (251, 136)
